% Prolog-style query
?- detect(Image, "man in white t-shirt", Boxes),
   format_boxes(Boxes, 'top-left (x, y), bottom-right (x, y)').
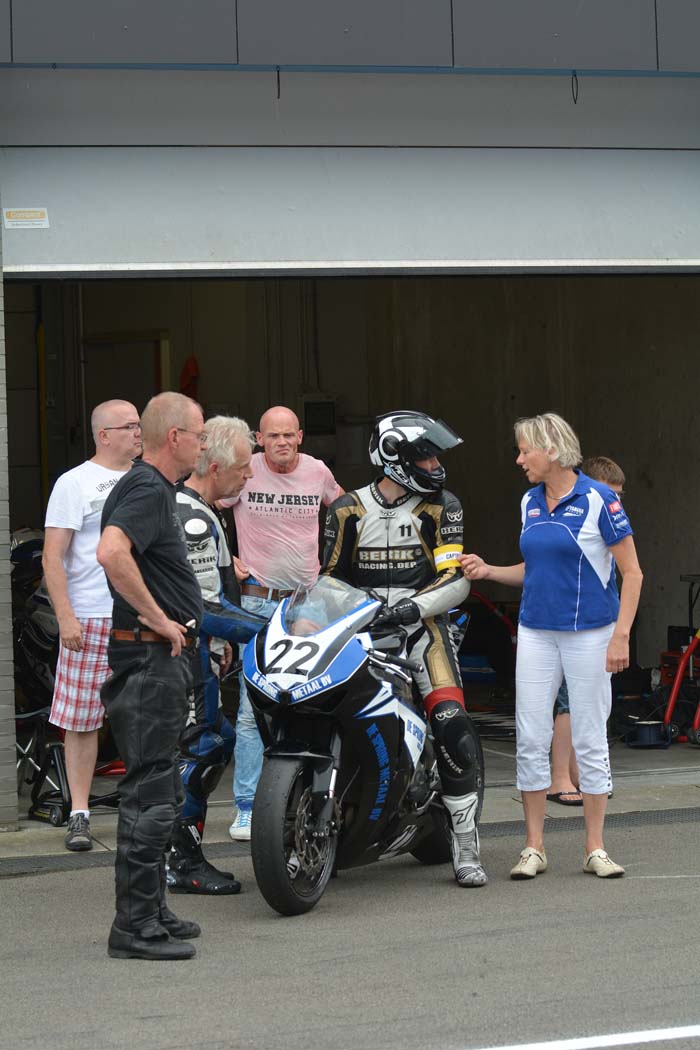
top-left (220, 405), bottom-right (343, 839)
top-left (43, 399), bottom-right (142, 851)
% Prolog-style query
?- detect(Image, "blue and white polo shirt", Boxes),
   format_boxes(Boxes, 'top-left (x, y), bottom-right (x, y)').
top-left (518, 471), bottom-right (633, 631)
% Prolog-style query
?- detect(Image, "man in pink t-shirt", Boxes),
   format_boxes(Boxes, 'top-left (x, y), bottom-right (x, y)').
top-left (222, 405), bottom-right (342, 839)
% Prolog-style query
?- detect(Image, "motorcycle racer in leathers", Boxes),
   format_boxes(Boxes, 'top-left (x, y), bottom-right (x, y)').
top-left (321, 410), bottom-right (487, 887)
top-left (169, 417), bottom-right (267, 895)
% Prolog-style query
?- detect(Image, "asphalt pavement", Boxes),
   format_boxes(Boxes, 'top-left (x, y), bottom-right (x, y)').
top-left (3, 738), bottom-right (700, 1050)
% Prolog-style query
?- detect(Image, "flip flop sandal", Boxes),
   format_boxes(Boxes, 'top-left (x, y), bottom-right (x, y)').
top-left (546, 791), bottom-right (583, 807)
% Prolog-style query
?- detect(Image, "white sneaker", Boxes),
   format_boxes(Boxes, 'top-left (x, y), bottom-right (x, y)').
top-left (228, 807), bottom-right (252, 841)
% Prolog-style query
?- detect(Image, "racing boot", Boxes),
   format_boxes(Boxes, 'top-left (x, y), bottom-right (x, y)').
top-left (167, 818), bottom-right (241, 895)
top-left (442, 792), bottom-right (488, 888)
top-left (156, 857), bottom-right (201, 939)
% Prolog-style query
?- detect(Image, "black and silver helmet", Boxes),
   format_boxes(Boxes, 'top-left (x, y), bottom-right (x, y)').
top-left (369, 411), bottom-right (463, 494)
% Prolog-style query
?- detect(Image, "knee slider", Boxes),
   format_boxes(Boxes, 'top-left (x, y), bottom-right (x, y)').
top-left (180, 759), bottom-right (226, 804)
top-left (179, 723), bottom-right (234, 804)
top-left (430, 701), bottom-right (469, 769)
top-left (429, 701), bottom-right (479, 786)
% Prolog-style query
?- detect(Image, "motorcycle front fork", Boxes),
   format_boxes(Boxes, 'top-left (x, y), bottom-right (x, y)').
top-left (308, 731), bottom-right (342, 839)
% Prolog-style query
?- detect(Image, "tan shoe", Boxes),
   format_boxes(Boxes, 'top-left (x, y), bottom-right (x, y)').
top-left (510, 847), bottom-right (547, 880)
top-left (583, 849), bottom-right (625, 878)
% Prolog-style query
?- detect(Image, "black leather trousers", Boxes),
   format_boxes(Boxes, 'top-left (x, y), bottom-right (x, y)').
top-left (101, 640), bottom-right (195, 934)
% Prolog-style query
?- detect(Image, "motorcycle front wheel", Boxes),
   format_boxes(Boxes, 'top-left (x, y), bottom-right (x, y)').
top-left (251, 756), bottom-right (338, 916)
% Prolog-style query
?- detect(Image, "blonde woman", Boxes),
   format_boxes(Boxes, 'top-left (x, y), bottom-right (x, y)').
top-left (461, 414), bottom-right (643, 879)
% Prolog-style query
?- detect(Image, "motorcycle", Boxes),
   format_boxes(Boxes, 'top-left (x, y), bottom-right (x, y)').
top-left (11, 529), bottom-right (59, 714)
top-left (243, 575), bottom-right (484, 916)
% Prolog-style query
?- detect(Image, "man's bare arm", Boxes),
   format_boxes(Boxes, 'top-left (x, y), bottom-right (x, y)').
top-left (42, 527), bottom-right (83, 651)
top-left (97, 525), bottom-right (188, 656)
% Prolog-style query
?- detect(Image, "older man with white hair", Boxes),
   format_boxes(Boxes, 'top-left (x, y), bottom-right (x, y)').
top-left (170, 415), bottom-right (267, 896)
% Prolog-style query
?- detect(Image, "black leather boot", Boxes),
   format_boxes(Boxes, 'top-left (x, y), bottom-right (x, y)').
top-left (159, 905), bottom-right (202, 939)
top-left (158, 856), bottom-right (202, 938)
top-left (167, 818), bottom-right (241, 895)
top-left (108, 923), bottom-right (196, 961)
top-left (113, 794), bottom-right (176, 933)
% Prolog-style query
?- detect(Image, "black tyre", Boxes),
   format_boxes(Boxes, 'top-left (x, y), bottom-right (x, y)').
top-left (410, 716), bottom-right (485, 866)
top-left (251, 757), bottom-right (338, 916)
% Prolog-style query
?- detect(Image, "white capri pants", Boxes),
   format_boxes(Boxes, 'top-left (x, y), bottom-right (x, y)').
top-left (515, 623), bottom-right (614, 795)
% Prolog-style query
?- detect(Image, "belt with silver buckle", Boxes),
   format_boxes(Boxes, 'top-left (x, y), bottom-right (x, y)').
top-left (240, 583), bottom-right (294, 601)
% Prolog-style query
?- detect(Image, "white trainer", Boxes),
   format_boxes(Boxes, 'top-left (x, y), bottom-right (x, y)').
top-left (228, 807), bottom-right (252, 842)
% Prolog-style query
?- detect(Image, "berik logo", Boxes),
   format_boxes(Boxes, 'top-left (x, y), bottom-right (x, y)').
top-left (446, 509), bottom-right (463, 523)
top-left (187, 538), bottom-right (210, 553)
top-left (379, 508), bottom-right (397, 518)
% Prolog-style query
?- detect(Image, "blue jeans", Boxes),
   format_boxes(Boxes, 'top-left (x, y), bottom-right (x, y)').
top-left (233, 593), bottom-right (279, 807)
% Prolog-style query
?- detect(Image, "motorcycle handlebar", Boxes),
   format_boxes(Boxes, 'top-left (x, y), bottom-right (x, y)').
top-left (367, 648), bottom-right (424, 675)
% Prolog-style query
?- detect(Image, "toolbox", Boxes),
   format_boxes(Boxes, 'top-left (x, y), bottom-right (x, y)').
top-left (660, 649), bottom-right (700, 687)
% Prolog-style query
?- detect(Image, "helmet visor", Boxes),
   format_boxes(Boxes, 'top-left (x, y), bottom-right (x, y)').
top-left (407, 419), bottom-right (463, 459)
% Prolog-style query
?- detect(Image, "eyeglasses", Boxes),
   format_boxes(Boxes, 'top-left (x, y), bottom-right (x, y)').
top-left (177, 428), bottom-right (208, 443)
top-left (103, 423), bottom-right (141, 432)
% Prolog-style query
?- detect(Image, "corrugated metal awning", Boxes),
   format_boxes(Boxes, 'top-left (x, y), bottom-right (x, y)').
top-left (1, 146), bottom-right (699, 277)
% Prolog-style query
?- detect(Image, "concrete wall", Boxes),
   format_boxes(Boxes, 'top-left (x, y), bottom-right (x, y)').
top-left (2, 0), bottom-right (700, 72)
top-left (0, 206), bottom-right (18, 828)
top-left (4, 272), bottom-right (691, 670)
top-left (3, 68), bottom-right (700, 150)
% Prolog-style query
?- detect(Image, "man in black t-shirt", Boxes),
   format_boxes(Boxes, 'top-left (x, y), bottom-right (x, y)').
top-left (97, 391), bottom-right (207, 962)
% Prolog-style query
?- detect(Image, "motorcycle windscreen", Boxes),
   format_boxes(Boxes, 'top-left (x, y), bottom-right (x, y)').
top-left (283, 577), bottom-right (379, 637)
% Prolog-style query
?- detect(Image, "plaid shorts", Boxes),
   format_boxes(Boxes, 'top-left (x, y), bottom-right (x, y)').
top-left (49, 617), bottom-right (111, 732)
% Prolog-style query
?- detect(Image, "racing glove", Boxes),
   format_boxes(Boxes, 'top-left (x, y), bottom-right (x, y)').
top-left (373, 599), bottom-right (421, 628)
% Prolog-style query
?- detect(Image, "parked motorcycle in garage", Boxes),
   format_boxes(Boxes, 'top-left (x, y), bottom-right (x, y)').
top-left (11, 528), bottom-right (121, 820)
top-left (11, 529), bottom-right (59, 714)
top-left (243, 575), bottom-right (484, 916)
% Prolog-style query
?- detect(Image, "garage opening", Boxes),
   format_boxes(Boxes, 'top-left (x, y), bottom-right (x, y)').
top-left (5, 271), bottom-right (700, 669)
